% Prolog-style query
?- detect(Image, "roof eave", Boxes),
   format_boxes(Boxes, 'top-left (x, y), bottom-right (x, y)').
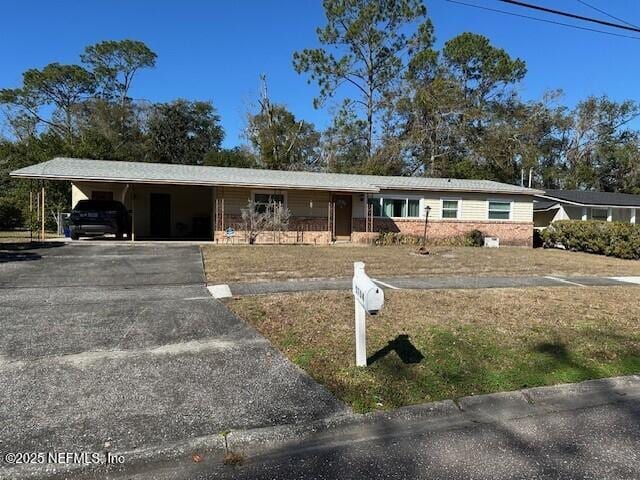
top-left (378, 185), bottom-right (543, 195)
top-left (9, 172), bottom-right (380, 193)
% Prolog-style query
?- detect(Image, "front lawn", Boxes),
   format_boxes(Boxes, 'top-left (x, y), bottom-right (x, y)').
top-left (202, 244), bottom-right (640, 283)
top-left (0, 230), bottom-right (32, 243)
top-left (228, 287), bottom-right (640, 412)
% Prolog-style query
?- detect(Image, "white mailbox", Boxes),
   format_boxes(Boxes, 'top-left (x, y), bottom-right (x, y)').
top-left (352, 262), bottom-right (384, 367)
top-left (352, 263), bottom-right (384, 315)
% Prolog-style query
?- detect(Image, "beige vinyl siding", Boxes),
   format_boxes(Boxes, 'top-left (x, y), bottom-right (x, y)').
top-left (287, 190), bottom-right (331, 217)
top-left (459, 196), bottom-right (486, 221)
top-left (216, 187), bottom-right (251, 215)
top-left (72, 182), bottom-right (129, 207)
top-left (512, 198), bottom-right (533, 222)
top-left (218, 187), bottom-right (329, 217)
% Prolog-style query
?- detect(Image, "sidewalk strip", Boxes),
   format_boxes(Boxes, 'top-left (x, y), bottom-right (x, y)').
top-left (207, 284), bottom-right (233, 298)
top-left (371, 279), bottom-right (400, 290)
top-left (608, 276), bottom-right (640, 285)
top-left (543, 276), bottom-right (585, 287)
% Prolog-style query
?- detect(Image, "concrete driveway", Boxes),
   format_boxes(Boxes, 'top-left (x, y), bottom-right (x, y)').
top-left (0, 243), bottom-right (346, 467)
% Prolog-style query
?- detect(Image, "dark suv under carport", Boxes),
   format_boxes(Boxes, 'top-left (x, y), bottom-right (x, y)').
top-left (69, 200), bottom-right (131, 240)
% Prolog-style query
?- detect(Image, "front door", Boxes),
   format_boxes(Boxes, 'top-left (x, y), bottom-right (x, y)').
top-left (150, 193), bottom-right (171, 238)
top-left (334, 195), bottom-right (352, 238)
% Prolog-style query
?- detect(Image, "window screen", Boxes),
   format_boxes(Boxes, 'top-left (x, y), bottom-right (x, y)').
top-left (407, 199), bottom-right (420, 217)
top-left (488, 201), bottom-right (511, 220)
top-left (382, 198), bottom-right (406, 217)
top-left (254, 193), bottom-right (284, 213)
top-left (442, 200), bottom-right (459, 219)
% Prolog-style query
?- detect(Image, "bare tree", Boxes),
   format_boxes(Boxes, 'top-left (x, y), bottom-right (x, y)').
top-left (240, 199), bottom-right (291, 244)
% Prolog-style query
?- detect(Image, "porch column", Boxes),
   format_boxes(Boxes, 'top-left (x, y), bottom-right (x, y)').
top-left (581, 207), bottom-right (588, 221)
top-left (607, 207), bottom-right (613, 222)
top-left (130, 185), bottom-right (135, 242)
top-left (121, 183), bottom-right (130, 203)
top-left (211, 186), bottom-right (216, 241)
top-left (363, 193), bottom-right (368, 232)
top-left (41, 184), bottom-right (45, 241)
top-left (631, 209), bottom-right (637, 224)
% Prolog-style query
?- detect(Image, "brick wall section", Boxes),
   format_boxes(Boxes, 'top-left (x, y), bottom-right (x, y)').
top-left (221, 215), bottom-right (329, 231)
top-left (215, 215), bottom-right (331, 244)
top-left (352, 218), bottom-right (533, 247)
top-left (215, 215), bottom-right (533, 246)
top-left (214, 230), bottom-right (331, 245)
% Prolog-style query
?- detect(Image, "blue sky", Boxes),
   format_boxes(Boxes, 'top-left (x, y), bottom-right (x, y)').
top-left (2, 0), bottom-right (640, 147)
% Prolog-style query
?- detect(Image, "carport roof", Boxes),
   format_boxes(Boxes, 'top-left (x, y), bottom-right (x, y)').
top-left (10, 157), bottom-right (543, 195)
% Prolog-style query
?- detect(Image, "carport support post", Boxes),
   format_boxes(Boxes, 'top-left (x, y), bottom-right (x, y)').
top-left (41, 184), bottom-right (45, 241)
top-left (130, 185), bottom-right (135, 242)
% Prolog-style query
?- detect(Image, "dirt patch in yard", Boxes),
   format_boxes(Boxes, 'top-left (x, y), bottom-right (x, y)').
top-left (202, 245), bottom-right (640, 283)
top-left (227, 287), bottom-right (640, 412)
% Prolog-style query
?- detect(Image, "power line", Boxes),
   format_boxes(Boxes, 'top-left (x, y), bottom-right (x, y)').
top-left (576, 0), bottom-right (640, 29)
top-left (499, 0), bottom-right (640, 34)
top-left (444, 0), bottom-right (640, 41)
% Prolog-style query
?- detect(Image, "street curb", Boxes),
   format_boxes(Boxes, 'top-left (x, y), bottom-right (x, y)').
top-left (8, 375), bottom-right (640, 479)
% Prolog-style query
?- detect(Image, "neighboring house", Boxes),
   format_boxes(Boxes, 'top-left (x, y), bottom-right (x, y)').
top-left (534, 190), bottom-right (640, 228)
top-left (11, 157), bottom-right (542, 245)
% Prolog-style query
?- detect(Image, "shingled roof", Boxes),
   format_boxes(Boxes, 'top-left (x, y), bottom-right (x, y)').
top-left (537, 189), bottom-right (640, 208)
top-left (10, 157), bottom-right (543, 195)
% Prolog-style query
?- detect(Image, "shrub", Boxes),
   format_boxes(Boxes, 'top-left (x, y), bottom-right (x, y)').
top-left (464, 229), bottom-right (485, 247)
top-left (543, 220), bottom-right (640, 260)
top-left (533, 229), bottom-right (544, 248)
top-left (0, 200), bottom-right (23, 230)
top-left (374, 231), bottom-right (421, 246)
top-left (373, 229), bottom-right (485, 247)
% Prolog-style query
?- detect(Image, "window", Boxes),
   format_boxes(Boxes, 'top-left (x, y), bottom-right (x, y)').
top-left (441, 199), bottom-right (459, 219)
top-left (368, 196), bottom-right (421, 218)
top-left (253, 192), bottom-right (285, 214)
top-left (367, 198), bottom-right (381, 217)
top-left (383, 198), bottom-right (406, 217)
top-left (488, 201), bottom-right (511, 220)
top-left (591, 208), bottom-right (608, 221)
top-left (408, 199), bottom-right (420, 217)
top-left (91, 191), bottom-right (113, 201)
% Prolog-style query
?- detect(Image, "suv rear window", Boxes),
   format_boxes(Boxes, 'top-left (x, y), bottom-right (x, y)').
top-left (74, 200), bottom-right (124, 211)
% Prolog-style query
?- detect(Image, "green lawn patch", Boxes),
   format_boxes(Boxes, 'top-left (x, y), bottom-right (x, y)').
top-left (228, 287), bottom-right (640, 412)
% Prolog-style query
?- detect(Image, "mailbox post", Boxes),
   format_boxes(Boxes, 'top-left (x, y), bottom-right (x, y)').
top-left (352, 262), bottom-right (384, 367)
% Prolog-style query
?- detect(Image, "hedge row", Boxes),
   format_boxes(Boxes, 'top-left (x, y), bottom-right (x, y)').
top-left (542, 220), bottom-right (640, 260)
top-left (375, 229), bottom-right (485, 247)
top-left (0, 200), bottom-right (23, 230)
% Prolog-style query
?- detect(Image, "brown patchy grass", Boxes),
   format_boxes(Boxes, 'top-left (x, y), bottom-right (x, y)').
top-left (202, 244), bottom-right (640, 283)
top-left (228, 287), bottom-right (640, 412)
top-left (0, 230), bottom-right (32, 243)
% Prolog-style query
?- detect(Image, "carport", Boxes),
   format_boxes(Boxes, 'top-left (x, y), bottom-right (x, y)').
top-left (72, 181), bottom-right (214, 240)
top-left (11, 158), bottom-right (224, 241)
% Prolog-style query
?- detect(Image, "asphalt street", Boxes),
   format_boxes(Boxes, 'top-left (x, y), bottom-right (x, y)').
top-left (70, 376), bottom-right (640, 480)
